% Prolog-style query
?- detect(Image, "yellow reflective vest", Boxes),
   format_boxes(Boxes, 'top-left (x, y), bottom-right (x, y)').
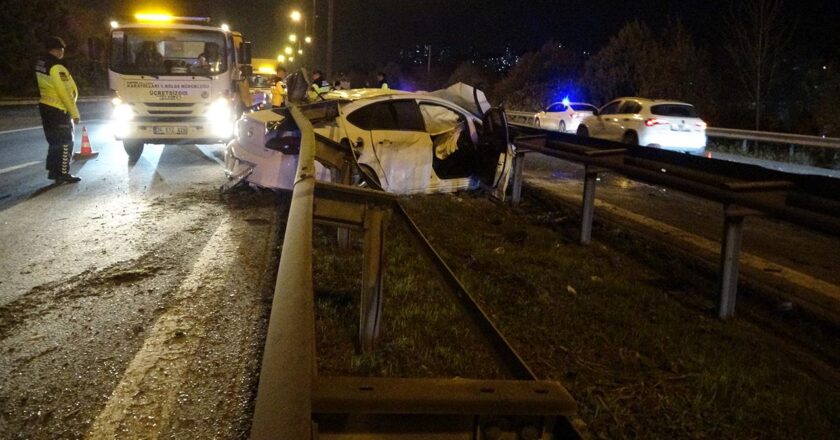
top-left (35, 54), bottom-right (79, 119)
top-left (271, 80), bottom-right (286, 107)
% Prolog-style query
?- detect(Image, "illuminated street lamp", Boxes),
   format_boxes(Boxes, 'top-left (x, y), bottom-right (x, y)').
top-left (290, 10), bottom-right (302, 22)
top-left (277, 55), bottom-right (286, 63)
top-left (289, 34), bottom-right (297, 43)
top-left (289, 56), bottom-right (295, 62)
top-left (305, 36), bottom-right (312, 44)
top-left (298, 49), bottom-right (303, 55)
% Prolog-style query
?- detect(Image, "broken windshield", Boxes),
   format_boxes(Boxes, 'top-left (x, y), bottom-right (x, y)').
top-left (110, 28), bottom-right (228, 76)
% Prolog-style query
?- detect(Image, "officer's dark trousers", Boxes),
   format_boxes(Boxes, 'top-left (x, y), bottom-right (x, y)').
top-left (39, 103), bottom-right (74, 177)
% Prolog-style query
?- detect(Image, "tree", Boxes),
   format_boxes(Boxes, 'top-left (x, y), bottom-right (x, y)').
top-left (582, 20), bottom-right (719, 122)
top-left (0, 0), bottom-right (107, 96)
top-left (722, 0), bottom-right (795, 130)
top-left (582, 20), bottom-right (651, 105)
top-left (447, 61), bottom-right (496, 91)
top-left (492, 41), bottom-right (582, 110)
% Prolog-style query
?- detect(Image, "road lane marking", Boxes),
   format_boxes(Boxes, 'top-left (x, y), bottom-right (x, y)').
top-left (0, 119), bottom-right (107, 136)
top-left (86, 217), bottom-right (233, 439)
top-left (528, 178), bottom-right (840, 303)
top-left (0, 161), bottom-right (40, 175)
top-left (0, 126), bottom-right (42, 135)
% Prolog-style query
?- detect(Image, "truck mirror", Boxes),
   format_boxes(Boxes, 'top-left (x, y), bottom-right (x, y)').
top-left (241, 41), bottom-right (252, 65)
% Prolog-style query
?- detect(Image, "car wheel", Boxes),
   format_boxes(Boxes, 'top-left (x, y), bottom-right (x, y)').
top-left (623, 131), bottom-right (639, 146)
top-left (576, 126), bottom-right (589, 137)
top-left (559, 121), bottom-right (566, 133)
top-left (123, 141), bottom-right (144, 162)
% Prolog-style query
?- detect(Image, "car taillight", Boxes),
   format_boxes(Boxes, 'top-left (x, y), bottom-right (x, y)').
top-left (644, 118), bottom-right (670, 127)
top-left (696, 121), bottom-right (707, 129)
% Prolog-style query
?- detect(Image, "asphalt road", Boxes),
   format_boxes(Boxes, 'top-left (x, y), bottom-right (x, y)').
top-left (0, 104), bottom-right (283, 439)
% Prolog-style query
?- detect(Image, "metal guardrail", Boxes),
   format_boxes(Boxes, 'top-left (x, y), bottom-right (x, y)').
top-left (508, 124), bottom-right (840, 321)
top-left (250, 105), bottom-right (582, 439)
top-left (250, 104), bottom-right (317, 439)
top-left (507, 110), bottom-right (539, 127)
top-left (706, 127), bottom-right (840, 150)
top-left (508, 109), bottom-right (840, 150)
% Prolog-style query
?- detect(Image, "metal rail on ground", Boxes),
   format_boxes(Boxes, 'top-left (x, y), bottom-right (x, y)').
top-left (506, 121), bottom-right (840, 321)
top-left (250, 105), bottom-right (581, 439)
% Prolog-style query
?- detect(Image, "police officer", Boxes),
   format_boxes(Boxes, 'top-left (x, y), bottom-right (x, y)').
top-left (376, 72), bottom-right (389, 90)
top-left (271, 65), bottom-right (287, 108)
top-left (308, 70), bottom-right (331, 101)
top-left (35, 36), bottom-right (81, 183)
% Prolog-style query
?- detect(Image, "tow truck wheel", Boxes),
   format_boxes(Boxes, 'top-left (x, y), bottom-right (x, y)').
top-left (123, 141), bottom-right (144, 161)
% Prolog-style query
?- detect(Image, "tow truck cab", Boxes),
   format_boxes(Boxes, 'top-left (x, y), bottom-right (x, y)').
top-left (107, 14), bottom-right (252, 160)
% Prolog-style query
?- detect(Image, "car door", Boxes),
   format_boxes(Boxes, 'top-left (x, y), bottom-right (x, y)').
top-left (591, 100), bottom-right (621, 139)
top-left (344, 99), bottom-right (433, 193)
top-left (616, 100), bottom-right (643, 135)
top-left (545, 104), bottom-right (562, 129)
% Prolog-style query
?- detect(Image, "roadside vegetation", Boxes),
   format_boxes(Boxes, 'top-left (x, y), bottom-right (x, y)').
top-left (312, 190), bottom-right (838, 439)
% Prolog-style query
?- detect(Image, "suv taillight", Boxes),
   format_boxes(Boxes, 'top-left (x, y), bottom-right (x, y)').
top-left (644, 118), bottom-right (670, 127)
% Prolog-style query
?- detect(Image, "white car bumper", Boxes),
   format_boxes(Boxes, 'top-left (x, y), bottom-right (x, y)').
top-left (224, 140), bottom-right (298, 190)
top-left (640, 131), bottom-right (707, 153)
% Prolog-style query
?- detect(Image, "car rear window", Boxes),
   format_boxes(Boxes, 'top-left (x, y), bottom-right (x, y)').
top-left (651, 104), bottom-right (699, 117)
top-left (571, 104), bottom-right (597, 112)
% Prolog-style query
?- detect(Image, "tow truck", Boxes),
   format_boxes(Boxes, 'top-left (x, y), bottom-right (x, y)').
top-left (107, 12), bottom-right (253, 160)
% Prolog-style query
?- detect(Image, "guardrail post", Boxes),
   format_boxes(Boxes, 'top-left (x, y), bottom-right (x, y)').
top-left (580, 166), bottom-right (599, 245)
top-left (359, 205), bottom-right (390, 352)
top-left (510, 150), bottom-right (527, 207)
top-left (718, 205), bottom-right (745, 319)
top-left (334, 161), bottom-right (353, 249)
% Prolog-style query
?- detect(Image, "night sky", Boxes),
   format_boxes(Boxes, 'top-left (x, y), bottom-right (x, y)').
top-left (101, 0), bottom-right (840, 68)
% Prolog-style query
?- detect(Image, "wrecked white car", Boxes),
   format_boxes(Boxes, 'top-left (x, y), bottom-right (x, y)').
top-left (223, 83), bottom-right (513, 198)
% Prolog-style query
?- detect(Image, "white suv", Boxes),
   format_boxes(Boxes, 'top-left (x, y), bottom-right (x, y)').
top-left (576, 98), bottom-right (707, 153)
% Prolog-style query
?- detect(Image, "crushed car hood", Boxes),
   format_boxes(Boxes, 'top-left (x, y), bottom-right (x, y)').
top-left (427, 83), bottom-right (492, 119)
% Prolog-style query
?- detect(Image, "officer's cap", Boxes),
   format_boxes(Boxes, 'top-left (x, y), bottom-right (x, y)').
top-left (45, 36), bottom-right (67, 50)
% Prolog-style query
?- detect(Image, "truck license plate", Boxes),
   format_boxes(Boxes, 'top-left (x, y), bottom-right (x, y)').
top-left (153, 126), bottom-right (188, 135)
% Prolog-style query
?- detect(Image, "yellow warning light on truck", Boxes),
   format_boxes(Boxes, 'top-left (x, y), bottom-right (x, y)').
top-left (134, 12), bottom-right (173, 22)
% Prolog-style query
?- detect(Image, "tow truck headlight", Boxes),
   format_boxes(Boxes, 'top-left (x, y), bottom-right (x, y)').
top-left (207, 98), bottom-right (234, 138)
top-left (111, 101), bottom-right (134, 139)
top-left (112, 103), bottom-right (134, 121)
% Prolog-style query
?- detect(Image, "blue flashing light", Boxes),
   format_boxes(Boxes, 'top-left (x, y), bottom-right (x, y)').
top-left (561, 96), bottom-right (571, 107)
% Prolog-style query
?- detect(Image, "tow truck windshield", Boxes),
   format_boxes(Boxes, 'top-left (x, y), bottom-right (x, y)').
top-left (110, 28), bottom-right (228, 76)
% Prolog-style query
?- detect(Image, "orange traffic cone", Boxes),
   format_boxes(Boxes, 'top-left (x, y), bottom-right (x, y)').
top-left (73, 126), bottom-right (99, 160)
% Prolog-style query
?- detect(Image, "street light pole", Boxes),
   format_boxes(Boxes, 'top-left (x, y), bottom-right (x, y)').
top-left (326, 0), bottom-right (334, 78)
